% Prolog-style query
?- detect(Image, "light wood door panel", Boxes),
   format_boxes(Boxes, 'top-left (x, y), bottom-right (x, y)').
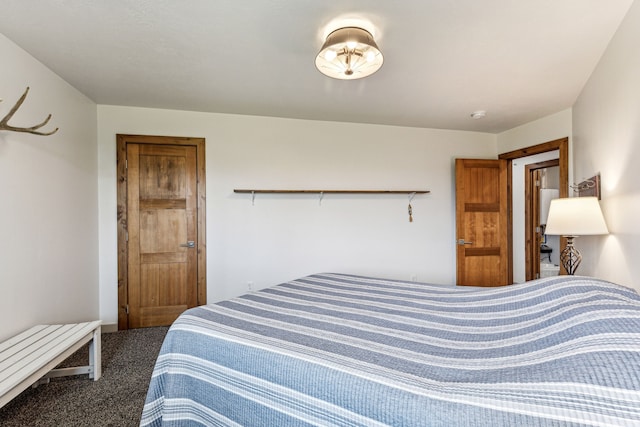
top-left (456, 159), bottom-right (509, 286)
top-left (127, 143), bottom-right (198, 328)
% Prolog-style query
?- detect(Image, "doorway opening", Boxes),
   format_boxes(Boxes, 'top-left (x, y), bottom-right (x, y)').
top-left (498, 137), bottom-right (569, 283)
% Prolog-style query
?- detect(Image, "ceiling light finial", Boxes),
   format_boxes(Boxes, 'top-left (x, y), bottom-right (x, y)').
top-left (315, 27), bottom-right (383, 80)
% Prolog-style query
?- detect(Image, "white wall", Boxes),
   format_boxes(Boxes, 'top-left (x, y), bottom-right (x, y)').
top-left (572, 0), bottom-right (640, 291)
top-left (0, 34), bottom-right (99, 341)
top-left (98, 106), bottom-right (497, 325)
top-left (497, 109), bottom-right (572, 153)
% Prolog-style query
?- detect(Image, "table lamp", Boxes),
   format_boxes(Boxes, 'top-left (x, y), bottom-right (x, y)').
top-left (544, 197), bottom-right (608, 275)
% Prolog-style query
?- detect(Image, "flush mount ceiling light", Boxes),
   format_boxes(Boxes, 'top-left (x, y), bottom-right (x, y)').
top-left (315, 27), bottom-right (384, 80)
top-left (470, 110), bottom-right (487, 120)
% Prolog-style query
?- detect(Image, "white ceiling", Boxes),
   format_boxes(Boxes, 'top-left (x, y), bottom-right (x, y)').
top-left (0, 1), bottom-right (634, 133)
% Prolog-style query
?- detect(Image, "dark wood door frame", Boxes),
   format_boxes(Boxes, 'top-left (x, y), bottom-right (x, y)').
top-left (498, 137), bottom-right (569, 281)
top-left (117, 134), bottom-right (207, 330)
top-left (525, 159), bottom-right (560, 280)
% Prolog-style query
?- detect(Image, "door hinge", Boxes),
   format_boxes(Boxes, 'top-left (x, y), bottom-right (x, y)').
top-left (125, 230), bottom-right (128, 242)
top-left (125, 304), bottom-right (129, 315)
top-left (125, 159), bottom-right (128, 169)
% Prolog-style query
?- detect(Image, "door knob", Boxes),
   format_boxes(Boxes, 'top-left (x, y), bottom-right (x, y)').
top-left (180, 241), bottom-right (195, 248)
top-left (457, 239), bottom-right (474, 245)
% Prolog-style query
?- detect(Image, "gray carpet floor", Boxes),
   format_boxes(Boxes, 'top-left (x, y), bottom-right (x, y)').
top-left (0, 326), bottom-right (169, 427)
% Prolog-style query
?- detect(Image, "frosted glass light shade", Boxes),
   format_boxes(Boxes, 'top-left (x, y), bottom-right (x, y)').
top-left (315, 27), bottom-right (383, 80)
top-left (545, 197), bottom-right (609, 236)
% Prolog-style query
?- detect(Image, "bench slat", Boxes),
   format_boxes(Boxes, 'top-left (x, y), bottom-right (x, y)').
top-left (0, 325), bottom-right (77, 376)
top-left (0, 325), bottom-right (49, 360)
top-left (0, 324), bottom-right (79, 383)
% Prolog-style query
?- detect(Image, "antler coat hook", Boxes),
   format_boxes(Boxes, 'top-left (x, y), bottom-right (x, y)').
top-left (0, 87), bottom-right (59, 136)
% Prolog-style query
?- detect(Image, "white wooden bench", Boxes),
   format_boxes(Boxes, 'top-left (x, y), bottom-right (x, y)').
top-left (0, 321), bottom-right (101, 409)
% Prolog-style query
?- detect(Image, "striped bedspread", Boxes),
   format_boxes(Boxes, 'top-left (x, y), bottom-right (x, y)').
top-left (141, 273), bottom-right (640, 426)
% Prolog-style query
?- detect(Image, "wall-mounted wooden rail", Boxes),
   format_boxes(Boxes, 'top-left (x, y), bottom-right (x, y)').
top-left (233, 189), bottom-right (430, 194)
top-left (234, 189), bottom-right (430, 215)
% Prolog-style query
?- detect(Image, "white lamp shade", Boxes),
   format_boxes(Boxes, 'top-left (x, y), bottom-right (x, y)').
top-left (544, 197), bottom-right (609, 236)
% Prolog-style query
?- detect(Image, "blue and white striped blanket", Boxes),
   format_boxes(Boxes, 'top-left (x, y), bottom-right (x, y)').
top-left (141, 273), bottom-right (640, 426)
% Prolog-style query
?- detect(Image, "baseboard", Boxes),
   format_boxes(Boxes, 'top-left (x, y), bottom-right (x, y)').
top-left (101, 323), bottom-right (118, 333)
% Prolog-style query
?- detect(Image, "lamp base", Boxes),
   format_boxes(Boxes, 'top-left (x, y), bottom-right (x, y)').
top-left (560, 236), bottom-right (582, 275)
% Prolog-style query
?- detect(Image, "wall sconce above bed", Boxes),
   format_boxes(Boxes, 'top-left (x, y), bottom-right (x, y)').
top-left (570, 173), bottom-right (601, 199)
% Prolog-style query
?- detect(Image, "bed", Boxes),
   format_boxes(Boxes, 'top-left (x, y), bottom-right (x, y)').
top-left (140, 273), bottom-right (640, 426)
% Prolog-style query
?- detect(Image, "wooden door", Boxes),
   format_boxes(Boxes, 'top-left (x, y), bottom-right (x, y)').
top-left (455, 159), bottom-right (509, 286)
top-left (117, 135), bottom-right (206, 330)
top-left (530, 169), bottom-right (543, 280)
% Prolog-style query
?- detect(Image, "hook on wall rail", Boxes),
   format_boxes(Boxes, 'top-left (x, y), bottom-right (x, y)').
top-left (407, 192), bottom-right (416, 222)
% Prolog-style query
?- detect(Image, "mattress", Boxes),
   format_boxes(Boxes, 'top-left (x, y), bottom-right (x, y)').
top-left (141, 273), bottom-right (640, 426)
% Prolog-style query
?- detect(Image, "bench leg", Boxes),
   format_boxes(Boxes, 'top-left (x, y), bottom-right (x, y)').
top-left (39, 324), bottom-right (102, 382)
top-left (89, 325), bottom-right (102, 381)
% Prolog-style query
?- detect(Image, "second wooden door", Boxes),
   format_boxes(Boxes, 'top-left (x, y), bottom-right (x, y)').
top-left (455, 158), bottom-right (509, 286)
top-left (127, 143), bottom-right (198, 328)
